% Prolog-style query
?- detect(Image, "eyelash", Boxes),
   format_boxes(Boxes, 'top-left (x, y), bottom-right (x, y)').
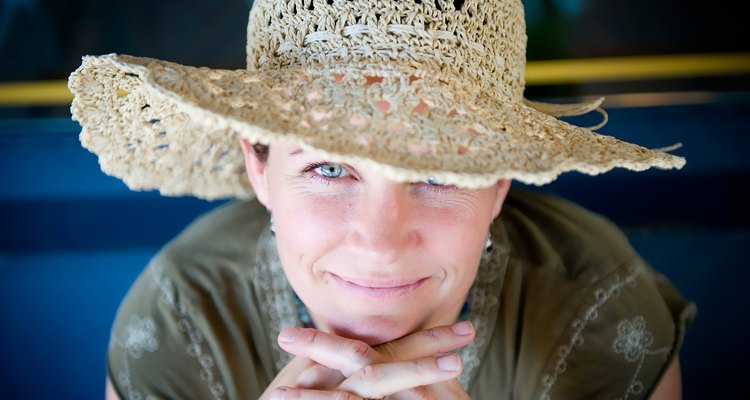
top-left (302, 162), bottom-right (349, 185)
top-left (301, 162), bottom-right (458, 194)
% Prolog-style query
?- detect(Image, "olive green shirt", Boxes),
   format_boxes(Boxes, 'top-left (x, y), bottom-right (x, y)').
top-left (107, 189), bottom-right (695, 399)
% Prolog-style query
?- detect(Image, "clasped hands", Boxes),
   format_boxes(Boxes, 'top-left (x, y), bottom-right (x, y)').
top-left (261, 321), bottom-right (476, 399)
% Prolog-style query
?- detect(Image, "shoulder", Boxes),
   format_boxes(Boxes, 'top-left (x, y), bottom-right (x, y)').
top-left (484, 188), bottom-right (695, 399)
top-left (160, 199), bottom-right (270, 273)
top-left (107, 199), bottom-right (273, 399)
top-left (498, 188), bottom-right (637, 281)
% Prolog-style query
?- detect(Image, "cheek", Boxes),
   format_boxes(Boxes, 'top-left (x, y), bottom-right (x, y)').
top-left (414, 192), bottom-right (496, 276)
top-left (420, 210), bottom-right (486, 271)
top-left (273, 193), bottom-right (352, 269)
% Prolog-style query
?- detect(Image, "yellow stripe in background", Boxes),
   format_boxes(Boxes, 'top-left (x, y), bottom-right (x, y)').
top-left (1, 52), bottom-right (750, 106)
top-left (525, 52), bottom-right (750, 85)
top-left (0, 80), bottom-right (72, 106)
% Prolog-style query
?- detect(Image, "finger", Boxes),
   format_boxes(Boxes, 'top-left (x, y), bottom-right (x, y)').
top-left (270, 386), bottom-right (364, 400)
top-left (336, 353), bottom-right (463, 399)
top-left (390, 379), bottom-right (470, 400)
top-left (278, 328), bottom-right (377, 376)
top-left (296, 363), bottom-right (346, 389)
top-left (376, 321), bottom-right (475, 362)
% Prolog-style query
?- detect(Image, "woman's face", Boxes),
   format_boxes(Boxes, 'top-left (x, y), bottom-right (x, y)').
top-left (242, 141), bottom-right (510, 345)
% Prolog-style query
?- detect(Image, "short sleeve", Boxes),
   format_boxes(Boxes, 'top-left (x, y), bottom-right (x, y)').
top-left (106, 200), bottom-right (280, 399)
top-left (107, 254), bottom-right (227, 400)
top-left (537, 260), bottom-right (696, 400)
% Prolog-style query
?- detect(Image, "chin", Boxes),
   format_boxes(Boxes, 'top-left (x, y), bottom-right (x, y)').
top-left (328, 315), bottom-right (415, 346)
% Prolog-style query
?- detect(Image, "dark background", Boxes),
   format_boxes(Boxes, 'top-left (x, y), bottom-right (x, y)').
top-left (1, 0), bottom-right (748, 398)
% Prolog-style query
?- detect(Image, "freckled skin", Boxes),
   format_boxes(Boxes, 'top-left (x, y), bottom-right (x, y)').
top-left (242, 141), bottom-right (511, 345)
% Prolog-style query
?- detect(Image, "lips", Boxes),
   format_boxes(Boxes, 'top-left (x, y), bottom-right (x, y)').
top-left (328, 273), bottom-right (429, 299)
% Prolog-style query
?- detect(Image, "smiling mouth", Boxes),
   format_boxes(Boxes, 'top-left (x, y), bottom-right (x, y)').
top-left (328, 273), bottom-right (429, 299)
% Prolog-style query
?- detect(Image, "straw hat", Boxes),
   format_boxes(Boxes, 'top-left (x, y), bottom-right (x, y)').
top-left (68, 0), bottom-right (685, 200)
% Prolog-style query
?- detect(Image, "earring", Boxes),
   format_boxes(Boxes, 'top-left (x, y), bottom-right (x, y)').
top-left (270, 215), bottom-right (276, 235)
top-left (484, 232), bottom-right (493, 254)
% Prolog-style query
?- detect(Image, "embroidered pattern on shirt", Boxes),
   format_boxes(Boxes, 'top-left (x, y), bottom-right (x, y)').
top-left (612, 316), bottom-right (671, 399)
top-left (121, 314), bottom-right (158, 358)
top-left (149, 262), bottom-right (227, 399)
top-left (111, 314), bottom-right (160, 400)
top-left (251, 226), bottom-right (302, 372)
top-left (539, 264), bottom-right (644, 400)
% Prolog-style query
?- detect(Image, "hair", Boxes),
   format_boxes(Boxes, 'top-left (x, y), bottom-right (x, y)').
top-left (252, 143), bottom-right (269, 163)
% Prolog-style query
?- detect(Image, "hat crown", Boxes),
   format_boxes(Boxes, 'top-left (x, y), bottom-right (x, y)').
top-left (246, 0), bottom-right (527, 101)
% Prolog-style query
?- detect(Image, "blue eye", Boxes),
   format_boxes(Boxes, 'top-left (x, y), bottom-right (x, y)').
top-left (425, 176), bottom-right (444, 186)
top-left (315, 163), bottom-right (343, 178)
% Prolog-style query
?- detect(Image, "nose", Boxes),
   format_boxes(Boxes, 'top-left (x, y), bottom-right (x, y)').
top-left (348, 181), bottom-right (418, 265)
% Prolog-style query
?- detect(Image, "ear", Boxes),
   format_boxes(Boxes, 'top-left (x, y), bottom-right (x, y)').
top-left (239, 138), bottom-right (271, 209)
top-left (490, 179), bottom-right (512, 219)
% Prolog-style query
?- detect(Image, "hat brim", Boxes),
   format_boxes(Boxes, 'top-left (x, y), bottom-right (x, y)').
top-left (69, 54), bottom-right (685, 200)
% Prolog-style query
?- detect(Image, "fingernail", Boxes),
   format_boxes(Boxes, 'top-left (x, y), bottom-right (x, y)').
top-left (270, 387), bottom-right (287, 400)
top-left (278, 328), bottom-right (295, 343)
top-left (452, 321), bottom-right (473, 335)
top-left (437, 354), bottom-right (461, 372)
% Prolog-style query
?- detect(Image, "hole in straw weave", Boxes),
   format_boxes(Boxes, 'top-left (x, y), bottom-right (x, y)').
top-left (373, 100), bottom-right (390, 113)
top-left (331, 72), bottom-right (345, 83)
top-left (364, 75), bottom-right (384, 86)
top-left (411, 99), bottom-right (429, 115)
top-left (408, 75), bottom-right (421, 85)
top-left (453, 0), bottom-right (465, 10)
top-left (447, 108), bottom-right (459, 118)
top-left (116, 88), bottom-right (129, 97)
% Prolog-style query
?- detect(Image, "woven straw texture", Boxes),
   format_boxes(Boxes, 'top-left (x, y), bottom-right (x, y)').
top-left (69, 0), bottom-right (685, 200)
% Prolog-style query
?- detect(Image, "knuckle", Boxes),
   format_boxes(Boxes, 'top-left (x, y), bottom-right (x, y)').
top-left (297, 328), bottom-right (320, 346)
top-left (423, 327), bottom-right (443, 340)
top-left (345, 339), bottom-right (374, 364)
top-left (357, 364), bottom-right (382, 383)
top-left (414, 358), bottom-right (432, 375)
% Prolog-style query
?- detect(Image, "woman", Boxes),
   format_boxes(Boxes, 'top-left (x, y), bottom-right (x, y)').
top-left (69, 0), bottom-right (695, 398)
